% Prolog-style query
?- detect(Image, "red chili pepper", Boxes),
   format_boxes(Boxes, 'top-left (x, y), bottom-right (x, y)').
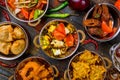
top-left (0, 61), bottom-right (17, 68)
top-left (2, 10), bottom-right (11, 21)
top-left (82, 39), bottom-right (98, 50)
top-left (0, 0), bottom-right (6, 7)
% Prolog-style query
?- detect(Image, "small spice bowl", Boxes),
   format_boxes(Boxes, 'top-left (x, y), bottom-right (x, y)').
top-left (0, 21), bottom-right (29, 60)
top-left (64, 50), bottom-right (112, 80)
top-left (83, 3), bottom-right (120, 42)
top-left (109, 43), bottom-right (120, 72)
top-left (14, 57), bottom-right (59, 80)
top-left (33, 19), bottom-right (86, 60)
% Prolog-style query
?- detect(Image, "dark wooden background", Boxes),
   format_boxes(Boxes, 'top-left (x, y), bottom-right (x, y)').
top-left (0, 0), bottom-right (120, 80)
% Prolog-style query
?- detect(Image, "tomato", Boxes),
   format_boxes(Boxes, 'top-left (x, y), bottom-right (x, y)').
top-left (64, 34), bottom-right (74, 47)
top-left (52, 23), bottom-right (66, 40)
top-left (115, 0), bottom-right (120, 10)
top-left (53, 30), bottom-right (65, 40)
top-left (56, 23), bottom-right (66, 35)
top-left (101, 21), bottom-right (112, 33)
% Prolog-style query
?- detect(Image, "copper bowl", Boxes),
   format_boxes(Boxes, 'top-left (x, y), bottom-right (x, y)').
top-left (14, 57), bottom-right (59, 80)
top-left (33, 19), bottom-right (86, 60)
top-left (0, 21), bottom-right (29, 60)
top-left (109, 43), bottom-right (120, 72)
top-left (83, 3), bottom-right (120, 42)
top-left (64, 50), bottom-right (112, 80)
top-left (5, 0), bottom-right (49, 23)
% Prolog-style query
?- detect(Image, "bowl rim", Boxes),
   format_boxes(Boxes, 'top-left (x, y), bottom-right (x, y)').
top-left (39, 19), bottom-right (80, 60)
top-left (14, 56), bottom-right (55, 79)
top-left (111, 43), bottom-right (120, 63)
top-left (83, 3), bottom-right (120, 42)
top-left (5, 0), bottom-right (49, 23)
top-left (67, 50), bottom-right (107, 79)
top-left (0, 21), bottom-right (29, 60)
top-left (111, 50), bottom-right (120, 72)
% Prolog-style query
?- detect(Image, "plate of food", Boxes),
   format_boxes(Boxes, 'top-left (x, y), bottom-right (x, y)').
top-left (5, 0), bottom-right (49, 26)
top-left (64, 50), bottom-right (112, 80)
top-left (33, 19), bottom-right (86, 59)
top-left (14, 57), bottom-right (59, 80)
top-left (0, 21), bottom-right (29, 60)
top-left (83, 3), bottom-right (120, 42)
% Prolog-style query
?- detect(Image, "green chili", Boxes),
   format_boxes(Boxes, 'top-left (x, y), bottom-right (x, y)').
top-left (34, 9), bottom-right (44, 19)
top-left (47, 1), bottom-right (68, 13)
top-left (45, 13), bottom-right (70, 18)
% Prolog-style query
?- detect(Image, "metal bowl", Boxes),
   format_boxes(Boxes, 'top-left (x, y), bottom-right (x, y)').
top-left (83, 3), bottom-right (120, 42)
top-left (14, 56), bottom-right (59, 80)
top-left (5, 0), bottom-right (49, 23)
top-left (64, 50), bottom-right (112, 80)
top-left (33, 19), bottom-right (86, 60)
top-left (109, 43), bottom-right (120, 72)
top-left (0, 21), bottom-right (29, 60)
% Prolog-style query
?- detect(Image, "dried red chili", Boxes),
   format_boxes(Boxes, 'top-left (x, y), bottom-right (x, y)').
top-left (82, 39), bottom-right (98, 50)
top-left (0, 0), bottom-right (6, 7)
top-left (2, 10), bottom-right (11, 21)
top-left (0, 61), bottom-right (17, 68)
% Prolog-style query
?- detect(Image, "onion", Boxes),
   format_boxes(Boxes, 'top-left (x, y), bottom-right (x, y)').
top-left (68, 0), bottom-right (90, 11)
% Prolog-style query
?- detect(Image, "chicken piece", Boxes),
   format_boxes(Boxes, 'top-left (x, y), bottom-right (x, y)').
top-left (101, 4), bottom-right (110, 21)
top-left (0, 25), bottom-right (13, 42)
top-left (83, 19), bottom-right (100, 27)
top-left (19, 61), bottom-right (40, 80)
top-left (39, 69), bottom-right (50, 78)
top-left (0, 41), bottom-right (11, 55)
top-left (42, 78), bottom-right (47, 80)
top-left (48, 67), bottom-right (53, 74)
top-left (12, 27), bottom-right (25, 39)
top-left (10, 39), bottom-right (25, 55)
top-left (48, 77), bottom-right (54, 80)
top-left (35, 65), bottom-right (45, 75)
top-left (92, 4), bottom-right (102, 18)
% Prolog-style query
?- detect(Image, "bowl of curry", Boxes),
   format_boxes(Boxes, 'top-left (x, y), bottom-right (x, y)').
top-left (64, 50), bottom-right (112, 80)
top-left (33, 19), bottom-right (86, 59)
top-left (14, 56), bottom-right (59, 80)
top-left (83, 3), bottom-right (120, 42)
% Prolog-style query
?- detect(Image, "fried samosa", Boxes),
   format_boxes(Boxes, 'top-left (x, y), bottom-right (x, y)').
top-left (12, 27), bottom-right (25, 39)
top-left (0, 25), bottom-right (13, 42)
top-left (0, 41), bottom-right (11, 55)
top-left (11, 39), bottom-right (25, 55)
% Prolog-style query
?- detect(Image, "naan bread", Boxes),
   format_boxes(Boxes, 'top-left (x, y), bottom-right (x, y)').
top-left (0, 25), bottom-right (13, 42)
top-left (11, 39), bottom-right (25, 55)
top-left (0, 41), bottom-right (11, 55)
top-left (12, 27), bottom-right (25, 39)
